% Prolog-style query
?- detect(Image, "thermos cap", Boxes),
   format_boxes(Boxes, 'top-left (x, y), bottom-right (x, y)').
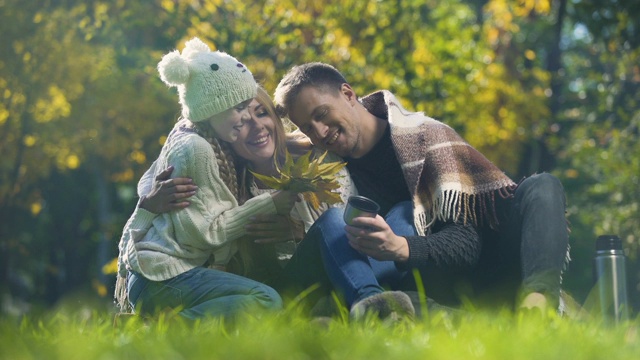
top-left (596, 235), bottom-right (622, 251)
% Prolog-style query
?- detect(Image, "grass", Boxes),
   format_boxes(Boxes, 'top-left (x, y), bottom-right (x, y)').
top-left (1, 300), bottom-right (638, 360)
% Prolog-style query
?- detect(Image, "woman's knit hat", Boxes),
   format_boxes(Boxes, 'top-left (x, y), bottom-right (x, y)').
top-left (157, 37), bottom-right (257, 122)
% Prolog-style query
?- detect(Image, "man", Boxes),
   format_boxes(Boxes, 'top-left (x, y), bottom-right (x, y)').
top-left (272, 62), bottom-right (569, 319)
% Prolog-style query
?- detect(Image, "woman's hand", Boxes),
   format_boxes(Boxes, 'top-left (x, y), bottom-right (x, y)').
top-left (245, 214), bottom-right (305, 244)
top-left (270, 190), bottom-right (300, 216)
top-left (139, 166), bottom-right (198, 214)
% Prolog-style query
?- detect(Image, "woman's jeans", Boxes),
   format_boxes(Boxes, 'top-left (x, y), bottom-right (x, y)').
top-left (282, 173), bottom-right (569, 308)
top-left (127, 266), bottom-right (283, 320)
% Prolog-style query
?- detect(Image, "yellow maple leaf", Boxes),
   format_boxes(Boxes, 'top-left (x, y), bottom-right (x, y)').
top-left (250, 149), bottom-right (346, 210)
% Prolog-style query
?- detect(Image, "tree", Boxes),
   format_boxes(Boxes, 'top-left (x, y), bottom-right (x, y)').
top-left (1, 1), bottom-right (116, 299)
top-left (0, 0), bottom-right (178, 303)
top-left (554, 0), bottom-right (640, 304)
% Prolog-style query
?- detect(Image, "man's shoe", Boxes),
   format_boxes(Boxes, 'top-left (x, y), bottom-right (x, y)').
top-left (350, 291), bottom-right (415, 322)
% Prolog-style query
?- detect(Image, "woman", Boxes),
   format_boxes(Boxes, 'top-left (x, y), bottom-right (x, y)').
top-left (115, 37), bottom-right (299, 320)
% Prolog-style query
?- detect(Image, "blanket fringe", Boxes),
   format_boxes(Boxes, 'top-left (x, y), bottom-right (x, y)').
top-left (419, 186), bottom-right (515, 233)
top-left (114, 273), bottom-right (133, 313)
top-left (415, 210), bottom-right (432, 236)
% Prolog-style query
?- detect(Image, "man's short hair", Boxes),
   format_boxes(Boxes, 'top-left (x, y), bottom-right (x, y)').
top-left (274, 62), bottom-right (348, 119)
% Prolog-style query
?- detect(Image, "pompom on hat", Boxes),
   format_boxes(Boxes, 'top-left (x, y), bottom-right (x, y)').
top-left (158, 37), bottom-right (257, 122)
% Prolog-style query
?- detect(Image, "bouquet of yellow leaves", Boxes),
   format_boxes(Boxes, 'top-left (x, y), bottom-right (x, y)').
top-left (250, 149), bottom-right (347, 210)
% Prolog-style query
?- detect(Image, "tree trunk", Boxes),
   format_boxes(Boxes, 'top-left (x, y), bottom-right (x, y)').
top-left (94, 165), bottom-right (113, 294)
top-left (0, 207), bottom-right (9, 295)
top-left (547, 0), bottom-right (567, 117)
top-left (518, 0), bottom-right (567, 176)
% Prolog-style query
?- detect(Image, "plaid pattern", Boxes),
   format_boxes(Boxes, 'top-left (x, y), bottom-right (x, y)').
top-left (360, 91), bottom-right (516, 235)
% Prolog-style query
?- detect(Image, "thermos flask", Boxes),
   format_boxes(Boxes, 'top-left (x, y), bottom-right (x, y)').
top-left (594, 235), bottom-right (629, 323)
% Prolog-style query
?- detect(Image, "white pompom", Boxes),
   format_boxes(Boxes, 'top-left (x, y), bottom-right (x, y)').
top-left (157, 50), bottom-right (190, 86)
top-left (182, 37), bottom-right (211, 59)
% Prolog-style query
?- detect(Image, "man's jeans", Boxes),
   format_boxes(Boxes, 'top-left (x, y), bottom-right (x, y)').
top-left (497, 172), bottom-right (569, 304)
top-left (127, 266), bottom-right (283, 319)
top-left (282, 173), bottom-right (569, 308)
top-left (281, 201), bottom-right (417, 307)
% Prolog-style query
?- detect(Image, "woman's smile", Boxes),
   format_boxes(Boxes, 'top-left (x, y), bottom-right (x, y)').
top-left (247, 133), bottom-right (271, 148)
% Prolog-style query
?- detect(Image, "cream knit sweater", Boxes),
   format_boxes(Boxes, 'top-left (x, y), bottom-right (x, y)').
top-left (117, 122), bottom-right (276, 283)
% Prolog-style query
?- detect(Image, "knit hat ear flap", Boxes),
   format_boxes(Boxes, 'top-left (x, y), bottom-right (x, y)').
top-left (158, 50), bottom-right (190, 87)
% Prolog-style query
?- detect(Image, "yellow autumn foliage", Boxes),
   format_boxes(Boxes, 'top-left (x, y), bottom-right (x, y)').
top-left (251, 150), bottom-right (346, 210)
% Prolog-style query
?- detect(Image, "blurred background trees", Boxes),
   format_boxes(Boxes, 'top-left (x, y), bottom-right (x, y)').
top-left (1, 0), bottom-right (638, 314)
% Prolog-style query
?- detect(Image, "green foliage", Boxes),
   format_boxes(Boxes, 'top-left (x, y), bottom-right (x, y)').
top-left (0, 308), bottom-right (639, 359)
top-left (552, 0), bottom-right (640, 300)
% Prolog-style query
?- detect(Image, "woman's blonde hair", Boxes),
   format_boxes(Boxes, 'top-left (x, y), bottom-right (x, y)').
top-left (255, 86), bottom-right (289, 167)
top-left (262, 86), bottom-right (317, 155)
top-left (191, 121), bottom-right (241, 202)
